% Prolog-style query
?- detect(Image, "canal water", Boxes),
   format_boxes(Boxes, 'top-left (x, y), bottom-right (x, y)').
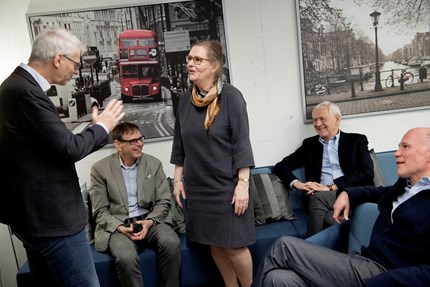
top-left (329, 61), bottom-right (423, 94)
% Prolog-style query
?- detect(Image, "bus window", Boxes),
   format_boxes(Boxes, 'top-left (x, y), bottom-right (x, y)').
top-left (138, 38), bottom-right (155, 47)
top-left (139, 66), bottom-right (157, 77)
top-left (121, 38), bottom-right (137, 47)
top-left (122, 65), bottom-right (138, 78)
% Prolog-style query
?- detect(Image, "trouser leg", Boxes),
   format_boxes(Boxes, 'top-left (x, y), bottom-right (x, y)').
top-left (109, 232), bottom-right (143, 287)
top-left (146, 223), bottom-right (181, 287)
top-left (263, 269), bottom-right (310, 287)
top-left (306, 190), bottom-right (336, 236)
top-left (252, 236), bottom-right (386, 287)
top-left (16, 228), bottom-right (100, 287)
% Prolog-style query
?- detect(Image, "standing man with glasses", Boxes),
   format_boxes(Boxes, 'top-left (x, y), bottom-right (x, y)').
top-left (0, 27), bottom-right (124, 287)
top-left (61, 53), bottom-right (82, 70)
top-left (91, 122), bottom-right (181, 287)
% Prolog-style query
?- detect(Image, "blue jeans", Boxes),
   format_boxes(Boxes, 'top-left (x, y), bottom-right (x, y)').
top-left (15, 228), bottom-right (100, 287)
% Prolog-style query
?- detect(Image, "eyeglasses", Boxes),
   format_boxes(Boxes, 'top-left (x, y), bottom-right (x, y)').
top-left (61, 54), bottom-right (81, 70)
top-left (117, 136), bottom-right (144, 145)
top-left (185, 55), bottom-right (210, 65)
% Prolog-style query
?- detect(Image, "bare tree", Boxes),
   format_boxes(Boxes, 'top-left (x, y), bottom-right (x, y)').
top-left (299, 0), bottom-right (339, 23)
top-left (354, 0), bottom-right (430, 33)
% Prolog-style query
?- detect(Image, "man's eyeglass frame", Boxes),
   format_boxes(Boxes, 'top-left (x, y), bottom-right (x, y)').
top-left (117, 136), bottom-right (145, 145)
top-left (61, 54), bottom-right (82, 70)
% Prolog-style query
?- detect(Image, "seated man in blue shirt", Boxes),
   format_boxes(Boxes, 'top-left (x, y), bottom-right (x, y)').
top-left (91, 122), bottom-right (180, 287)
top-left (275, 101), bottom-right (374, 236)
top-left (253, 127), bottom-right (430, 287)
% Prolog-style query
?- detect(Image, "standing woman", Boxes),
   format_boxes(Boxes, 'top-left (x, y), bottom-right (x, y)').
top-left (170, 40), bottom-right (255, 287)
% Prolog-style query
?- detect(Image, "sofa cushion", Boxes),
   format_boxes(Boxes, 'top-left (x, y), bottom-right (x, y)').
top-left (370, 148), bottom-right (385, 187)
top-left (252, 180), bottom-right (267, 225)
top-left (81, 183), bottom-right (96, 244)
top-left (251, 173), bottom-right (295, 223)
top-left (169, 194), bottom-right (186, 234)
top-left (166, 177), bottom-right (186, 234)
top-left (374, 150), bottom-right (398, 186)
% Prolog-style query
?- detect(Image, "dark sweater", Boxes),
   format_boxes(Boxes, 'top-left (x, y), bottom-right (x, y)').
top-left (346, 179), bottom-right (430, 286)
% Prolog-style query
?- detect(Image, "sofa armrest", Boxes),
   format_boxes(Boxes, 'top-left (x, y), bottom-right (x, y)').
top-left (306, 202), bottom-right (379, 255)
top-left (305, 221), bottom-right (349, 253)
top-left (348, 202), bottom-right (379, 254)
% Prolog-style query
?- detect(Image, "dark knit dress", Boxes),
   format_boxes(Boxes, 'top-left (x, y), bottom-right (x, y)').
top-left (170, 83), bottom-right (255, 248)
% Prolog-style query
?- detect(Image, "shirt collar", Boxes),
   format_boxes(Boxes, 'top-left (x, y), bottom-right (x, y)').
top-left (19, 63), bottom-right (51, 92)
top-left (319, 131), bottom-right (340, 144)
top-left (119, 154), bottom-right (139, 169)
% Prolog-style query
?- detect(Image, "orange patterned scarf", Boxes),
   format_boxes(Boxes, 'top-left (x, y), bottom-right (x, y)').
top-left (191, 81), bottom-right (220, 130)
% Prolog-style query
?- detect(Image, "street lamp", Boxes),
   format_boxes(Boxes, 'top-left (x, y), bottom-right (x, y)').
top-left (370, 11), bottom-right (383, 91)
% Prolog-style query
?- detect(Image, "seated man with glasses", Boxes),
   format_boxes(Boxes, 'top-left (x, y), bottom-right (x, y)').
top-left (90, 122), bottom-right (181, 287)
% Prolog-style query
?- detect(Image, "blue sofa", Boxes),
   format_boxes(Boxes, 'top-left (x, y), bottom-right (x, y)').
top-left (16, 150), bottom-right (397, 287)
top-left (306, 202), bottom-right (380, 253)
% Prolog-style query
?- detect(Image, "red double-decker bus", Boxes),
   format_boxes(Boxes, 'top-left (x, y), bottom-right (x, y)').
top-left (118, 29), bottom-right (161, 102)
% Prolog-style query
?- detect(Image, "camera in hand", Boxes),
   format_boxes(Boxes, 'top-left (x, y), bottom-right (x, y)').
top-left (133, 223), bottom-right (143, 233)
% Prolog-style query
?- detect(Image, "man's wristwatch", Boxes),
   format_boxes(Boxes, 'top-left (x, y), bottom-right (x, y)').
top-left (327, 184), bottom-right (334, 191)
top-left (239, 177), bottom-right (250, 183)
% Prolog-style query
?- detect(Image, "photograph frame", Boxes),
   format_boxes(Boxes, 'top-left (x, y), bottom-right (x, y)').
top-left (26, 0), bottom-right (229, 142)
top-left (295, 0), bottom-right (430, 122)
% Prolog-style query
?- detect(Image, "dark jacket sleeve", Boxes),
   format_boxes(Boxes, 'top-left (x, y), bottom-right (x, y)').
top-left (274, 141), bottom-right (311, 185)
top-left (345, 179), bottom-right (430, 287)
top-left (335, 133), bottom-right (374, 189)
top-left (365, 265), bottom-right (430, 287)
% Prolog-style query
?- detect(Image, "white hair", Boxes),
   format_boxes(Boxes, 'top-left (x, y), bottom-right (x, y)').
top-left (313, 101), bottom-right (342, 117)
top-left (29, 28), bottom-right (85, 62)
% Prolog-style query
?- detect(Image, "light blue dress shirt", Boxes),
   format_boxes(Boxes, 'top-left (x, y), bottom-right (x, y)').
top-left (392, 177), bottom-right (430, 222)
top-left (120, 156), bottom-right (148, 218)
top-left (319, 133), bottom-right (344, 185)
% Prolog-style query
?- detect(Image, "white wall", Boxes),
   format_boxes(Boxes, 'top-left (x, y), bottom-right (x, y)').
top-left (0, 1), bottom-right (32, 286)
top-left (1, 0), bottom-right (430, 286)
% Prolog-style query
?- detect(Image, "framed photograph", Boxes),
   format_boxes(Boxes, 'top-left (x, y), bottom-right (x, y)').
top-left (296, 0), bottom-right (430, 121)
top-left (26, 0), bottom-right (228, 142)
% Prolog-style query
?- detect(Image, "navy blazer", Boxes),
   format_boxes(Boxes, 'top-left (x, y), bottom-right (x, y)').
top-left (0, 66), bottom-right (108, 237)
top-left (345, 180), bottom-right (430, 287)
top-left (274, 131), bottom-right (374, 189)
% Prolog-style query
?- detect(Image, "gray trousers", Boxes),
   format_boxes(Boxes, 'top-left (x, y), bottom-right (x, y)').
top-left (252, 236), bottom-right (386, 287)
top-left (306, 190), bottom-right (337, 237)
top-left (109, 223), bottom-right (181, 287)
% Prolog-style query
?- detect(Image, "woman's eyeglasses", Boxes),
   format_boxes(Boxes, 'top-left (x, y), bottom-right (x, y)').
top-left (185, 55), bottom-right (210, 65)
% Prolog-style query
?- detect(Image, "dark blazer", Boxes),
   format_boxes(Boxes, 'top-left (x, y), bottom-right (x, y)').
top-left (90, 152), bottom-right (173, 252)
top-left (0, 66), bottom-right (108, 237)
top-left (345, 180), bottom-right (430, 287)
top-left (274, 131), bottom-right (374, 189)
